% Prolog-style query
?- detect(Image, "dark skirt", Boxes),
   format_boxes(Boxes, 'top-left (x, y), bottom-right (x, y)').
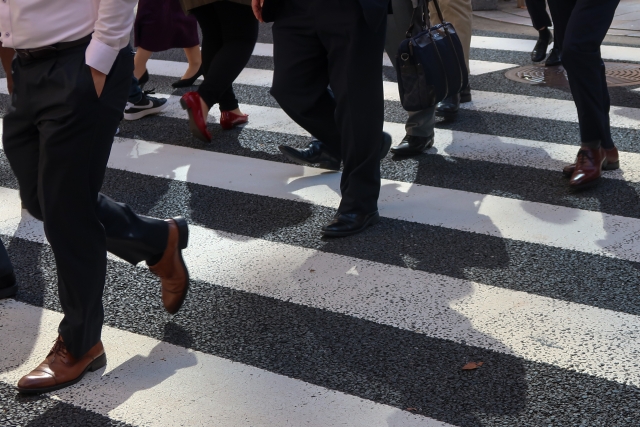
top-left (134, 0), bottom-right (200, 52)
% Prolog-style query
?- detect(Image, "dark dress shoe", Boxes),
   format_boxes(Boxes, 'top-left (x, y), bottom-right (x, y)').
top-left (279, 140), bottom-right (341, 170)
top-left (17, 337), bottom-right (106, 394)
top-left (322, 211), bottom-right (380, 237)
top-left (0, 270), bottom-right (17, 299)
top-left (436, 92), bottom-right (460, 119)
top-left (171, 66), bottom-right (203, 88)
top-left (391, 135), bottom-right (434, 156)
top-left (138, 69), bottom-right (149, 90)
top-left (460, 84), bottom-right (472, 103)
top-left (569, 147), bottom-right (606, 190)
top-left (563, 146), bottom-right (618, 177)
top-left (180, 91), bottom-right (212, 142)
top-left (531, 28), bottom-right (552, 62)
top-left (149, 217), bottom-right (190, 315)
top-left (220, 110), bottom-right (249, 130)
top-left (545, 48), bottom-right (562, 66)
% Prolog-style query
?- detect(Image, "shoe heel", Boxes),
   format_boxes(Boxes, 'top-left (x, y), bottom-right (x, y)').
top-left (179, 98), bottom-right (188, 111)
top-left (604, 160), bottom-right (619, 170)
top-left (173, 216), bottom-right (189, 249)
top-left (89, 353), bottom-right (107, 372)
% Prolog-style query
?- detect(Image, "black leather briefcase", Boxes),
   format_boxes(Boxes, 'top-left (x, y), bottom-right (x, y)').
top-left (395, 0), bottom-right (468, 111)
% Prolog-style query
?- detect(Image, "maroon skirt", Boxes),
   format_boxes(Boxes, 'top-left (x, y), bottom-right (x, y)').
top-left (134, 0), bottom-right (200, 52)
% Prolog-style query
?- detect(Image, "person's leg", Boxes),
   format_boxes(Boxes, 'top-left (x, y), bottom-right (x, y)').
top-left (547, 0), bottom-right (569, 53)
top-left (181, 45), bottom-right (203, 80)
top-left (271, 2), bottom-right (342, 159)
top-left (0, 237), bottom-right (17, 299)
top-left (429, 0), bottom-right (472, 73)
top-left (386, 0), bottom-right (435, 155)
top-left (133, 47), bottom-right (152, 80)
top-left (562, 0), bottom-right (620, 189)
top-left (196, 3), bottom-right (258, 115)
top-left (321, 0), bottom-right (386, 216)
top-left (525, 0), bottom-right (552, 30)
top-left (563, 0), bottom-right (618, 149)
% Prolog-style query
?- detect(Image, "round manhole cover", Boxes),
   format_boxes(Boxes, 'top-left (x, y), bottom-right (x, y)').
top-left (505, 62), bottom-right (640, 88)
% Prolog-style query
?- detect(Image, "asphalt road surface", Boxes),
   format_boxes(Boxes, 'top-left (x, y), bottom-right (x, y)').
top-left (1, 24), bottom-right (640, 427)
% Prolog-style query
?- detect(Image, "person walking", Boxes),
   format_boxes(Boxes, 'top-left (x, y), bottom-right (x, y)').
top-left (386, 0), bottom-right (472, 155)
top-left (0, 0), bottom-right (190, 393)
top-left (179, 0), bottom-right (258, 142)
top-left (428, 0), bottom-right (474, 119)
top-left (526, 0), bottom-right (561, 66)
top-left (133, 0), bottom-right (203, 89)
top-left (253, 0), bottom-right (392, 237)
top-left (557, 0), bottom-right (620, 189)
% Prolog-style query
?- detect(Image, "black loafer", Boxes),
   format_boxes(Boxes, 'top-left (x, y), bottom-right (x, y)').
top-left (0, 271), bottom-right (17, 299)
top-left (391, 135), bottom-right (434, 156)
top-left (545, 48), bottom-right (562, 66)
top-left (531, 28), bottom-right (552, 62)
top-left (322, 211), bottom-right (380, 237)
top-left (279, 140), bottom-right (341, 170)
top-left (436, 92), bottom-right (460, 119)
top-left (460, 84), bottom-right (472, 103)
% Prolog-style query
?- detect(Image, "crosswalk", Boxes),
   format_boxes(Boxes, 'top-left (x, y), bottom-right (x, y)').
top-left (2, 30), bottom-right (640, 426)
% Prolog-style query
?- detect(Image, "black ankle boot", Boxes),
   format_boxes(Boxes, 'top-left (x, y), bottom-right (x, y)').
top-left (531, 28), bottom-right (553, 62)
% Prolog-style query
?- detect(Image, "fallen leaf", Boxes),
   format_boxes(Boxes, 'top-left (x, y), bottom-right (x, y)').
top-left (406, 407), bottom-right (417, 411)
top-left (310, 269), bottom-right (315, 272)
top-left (462, 361), bottom-right (484, 370)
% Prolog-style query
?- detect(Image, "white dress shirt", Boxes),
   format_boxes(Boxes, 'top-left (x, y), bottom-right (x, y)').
top-left (0, 0), bottom-right (137, 74)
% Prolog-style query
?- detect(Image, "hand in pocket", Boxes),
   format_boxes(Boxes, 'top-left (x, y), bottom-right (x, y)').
top-left (89, 66), bottom-right (107, 98)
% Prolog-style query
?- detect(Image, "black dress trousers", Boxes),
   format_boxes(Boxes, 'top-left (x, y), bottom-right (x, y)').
top-left (0, 239), bottom-right (11, 277)
top-left (3, 44), bottom-right (168, 359)
top-left (550, 0), bottom-right (620, 148)
top-left (270, 0), bottom-right (387, 215)
top-left (525, 0), bottom-right (552, 31)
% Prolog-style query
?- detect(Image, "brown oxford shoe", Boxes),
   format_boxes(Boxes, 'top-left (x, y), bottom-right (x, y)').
top-left (569, 147), bottom-right (607, 190)
top-left (563, 146), bottom-right (619, 177)
top-left (149, 217), bottom-right (190, 314)
top-left (17, 337), bottom-right (106, 394)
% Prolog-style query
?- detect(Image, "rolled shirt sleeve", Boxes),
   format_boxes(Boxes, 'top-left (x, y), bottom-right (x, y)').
top-left (85, 0), bottom-right (137, 75)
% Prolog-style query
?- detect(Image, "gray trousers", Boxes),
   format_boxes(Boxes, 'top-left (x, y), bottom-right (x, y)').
top-left (385, 0), bottom-right (436, 138)
top-left (386, 0), bottom-right (473, 138)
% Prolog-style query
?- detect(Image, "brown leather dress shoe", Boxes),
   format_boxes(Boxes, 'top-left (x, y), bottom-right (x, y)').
top-left (563, 146), bottom-right (619, 177)
top-left (149, 217), bottom-right (190, 314)
top-left (17, 337), bottom-right (106, 394)
top-left (569, 147), bottom-right (606, 190)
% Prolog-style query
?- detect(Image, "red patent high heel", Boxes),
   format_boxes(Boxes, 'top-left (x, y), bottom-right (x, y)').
top-left (220, 110), bottom-right (249, 130)
top-left (180, 92), bottom-right (211, 142)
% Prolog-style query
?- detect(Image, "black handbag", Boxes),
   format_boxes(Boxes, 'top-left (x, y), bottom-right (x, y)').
top-left (395, 0), bottom-right (469, 111)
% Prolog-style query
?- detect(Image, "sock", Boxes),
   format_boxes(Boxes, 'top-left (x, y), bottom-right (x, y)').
top-left (581, 140), bottom-right (601, 150)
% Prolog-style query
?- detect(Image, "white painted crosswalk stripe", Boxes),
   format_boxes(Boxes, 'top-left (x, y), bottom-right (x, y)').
top-left (2, 187), bottom-right (640, 388)
top-left (470, 36), bottom-right (640, 62)
top-left (0, 300), bottom-right (452, 427)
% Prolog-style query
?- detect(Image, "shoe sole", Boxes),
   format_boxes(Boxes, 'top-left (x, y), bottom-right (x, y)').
top-left (390, 138), bottom-right (435, 157)
top-left (123, 101), bottom-right (169, 121)
top-left (322, 215), bottom-right (381, 238)
top-left (0, 284), bottom-right (18, 299)
top-left (435, 110), bottom-right (458, 120)
top-left (165, 216), bottom-right (190, 315)
top-left (179, 98), bottom-right (211, 143)
top-left (562, 160), bottom-right (619, 178)
top-left (16, 353), bottom-right (107, 394)
top-left (278, 146), bottom-right (340, 171)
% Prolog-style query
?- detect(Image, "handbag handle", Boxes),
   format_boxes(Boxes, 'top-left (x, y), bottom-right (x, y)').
top-left (404, 0), bottom-right (447, 38)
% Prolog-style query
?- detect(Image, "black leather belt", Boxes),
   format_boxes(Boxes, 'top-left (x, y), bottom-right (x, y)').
top-left (15, 34), bottom-right (92, 60)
